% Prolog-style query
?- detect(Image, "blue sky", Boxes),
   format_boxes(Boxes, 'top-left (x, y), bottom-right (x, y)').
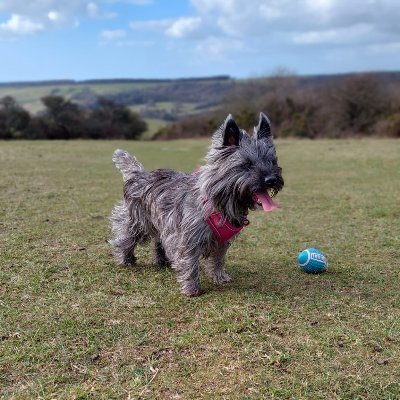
top-left (1, 0), bottom-right (400, 81)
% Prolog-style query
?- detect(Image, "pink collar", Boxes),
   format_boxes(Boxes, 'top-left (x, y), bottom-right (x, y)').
top-left (206, 211), bottom-right (245, 243)
top-left (203, 199), bottom-right (249, 243)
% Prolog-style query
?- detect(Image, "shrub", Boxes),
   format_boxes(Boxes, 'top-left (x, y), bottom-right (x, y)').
top-left (0, 96), bottom-right (31, 139)
top-left (374, 113), bottom-right (400, 138)
top-left (326, 74), bottom-right (391, 135)
top-left (0, 95), bottom-right (147, 140)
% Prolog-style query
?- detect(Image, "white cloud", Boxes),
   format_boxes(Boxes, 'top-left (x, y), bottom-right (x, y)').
top-left (99, 29), bottom-right (127, 40)
top-left (191, 0), bottom-right (238, 14)
top-left (1, 0), bottom-right (400, 72)
top-left (87, 3), bottom-right (100, 17)
top-left (98, 28), bottom-right (153, 47)
top-left (0, 2), bottom-right (88, 37)
top-left (123, 0), bottom-right (400, 75)
top-left (259, 5), bottom-right (283, 21)
top-left (104, 0), bottom-right (152, 3)
top-left (47, 11), bottom-right (61, 22)
top-left (293, 24), bottom-right (374, 45)
top-left (0, 0), bottom-right (149, 38)
top-left (368, 41), bottom-right (400, 54)
top-left (132, 0), bottom-right (400, 61)
top-left (134, 0), bottom-right (152, 2)
top-left (114, 39), bottom-right (153, 47)
top-left (130, 19), bottom-right (173, 31)
top-left (131, 15), bottom-right (215, 41)
top-left (165, 17), bottom-right (202, 39)
top-left (189, 0), bottom-right (400, 37)
top-left (87, 2), bottom-right (116, 19)
top-left (195, 36), bottom-right (244, 58)
top-left (305, 0), bottom-right (334, 21)
top-left (0, 14), bottom-right (44, 35)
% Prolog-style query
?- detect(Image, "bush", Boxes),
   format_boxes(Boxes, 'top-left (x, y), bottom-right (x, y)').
top-left (87, 98), bottom-right (147, 140)
top-left (153, 72), bottom-right (399, 140)
top-left (374, 113), bottom-right (400, 138)
top-left (0, 95), bottom-right (147, 140)
top-left (0, 96), bottom-right (30, 139)
top-left (153, 116), bottom-right (218, 140)
top-left (326, 74), bottom-right (391, 135)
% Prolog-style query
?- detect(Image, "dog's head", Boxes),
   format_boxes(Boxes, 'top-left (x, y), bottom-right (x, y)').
top-left (199, 113), bottom-right (284, 222)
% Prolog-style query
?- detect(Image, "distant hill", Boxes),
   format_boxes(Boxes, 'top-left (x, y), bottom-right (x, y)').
top-left (0, 76), bottom-right (233, 124)
top-left (297, 71), bottom-right (400, 87)
top-left (0, 75), bottom-right (232, 88)
top-left (2, 72), bottom-right (400, 114)
top-left (1, 71), bottom-right (400, 138)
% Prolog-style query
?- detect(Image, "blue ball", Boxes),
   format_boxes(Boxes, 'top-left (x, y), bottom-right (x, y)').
top-left (298, 248), bottom-right (327, 273)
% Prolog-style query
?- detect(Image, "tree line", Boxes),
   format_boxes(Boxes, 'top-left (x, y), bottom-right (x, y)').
top-left (105, 80), bottom-right (235, 109)
top-left (0, 95), bottom-right (147, 140)
top-left (154, 73), bottom-right (400, 139)
top-left (3, 72), bottom-right (400, 140)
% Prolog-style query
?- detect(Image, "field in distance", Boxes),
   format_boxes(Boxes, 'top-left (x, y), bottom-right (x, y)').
top-left (0, 77), bottom-right (234, 138)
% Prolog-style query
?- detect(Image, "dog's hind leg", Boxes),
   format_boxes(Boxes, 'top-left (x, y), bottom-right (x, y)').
top-left (205, 242), bottom-right (232, 285)
top-left (110, 201), bottom-right (142, 266)
top-left (153, 240), bottom-right (171, 267)
top-left (111, 235), bottom-right (137, 266)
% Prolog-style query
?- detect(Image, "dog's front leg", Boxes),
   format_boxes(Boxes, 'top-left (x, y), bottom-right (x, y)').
top-left (205, 242), bottom-right (231, 285)
top-left (173, 250), bottom-right (202, 297)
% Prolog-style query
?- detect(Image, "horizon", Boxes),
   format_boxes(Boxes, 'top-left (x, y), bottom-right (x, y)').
top-left (1, 1), bottom-right (400, 81)
top-left (2, 69), bottom-right (400, 86)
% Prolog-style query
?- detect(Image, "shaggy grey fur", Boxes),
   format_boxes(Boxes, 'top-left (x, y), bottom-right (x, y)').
top-left (110, 112), bottom-right (284, 296)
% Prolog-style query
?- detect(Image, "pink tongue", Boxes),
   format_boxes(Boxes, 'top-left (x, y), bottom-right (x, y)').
top-left (255, 192), bottom-right (280, 212)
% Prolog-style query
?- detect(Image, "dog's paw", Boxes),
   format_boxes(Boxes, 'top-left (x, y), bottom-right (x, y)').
top-left (120, 255), bottom-right (136, 267)
top-left (181, 283), bottom-right (203, 297)
top-left (213, 271), bottom-right (232, 285)
top-left (154, 257), bottom-right (171, 268)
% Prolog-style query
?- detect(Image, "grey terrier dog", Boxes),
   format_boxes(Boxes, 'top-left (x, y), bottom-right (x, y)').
top-left (110, 112), bottom-right (284, 296)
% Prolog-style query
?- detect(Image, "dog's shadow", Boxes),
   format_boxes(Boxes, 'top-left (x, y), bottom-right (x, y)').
top-left (115, 251), bottom-right (366, 303)
top-left (217, 261), bottom-right (364, 302)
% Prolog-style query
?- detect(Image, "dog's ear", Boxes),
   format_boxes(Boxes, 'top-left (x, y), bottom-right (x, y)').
top-left (222, 114), bottom-right (241, 146)
top-left (254, 112), bottom-right (272, 140)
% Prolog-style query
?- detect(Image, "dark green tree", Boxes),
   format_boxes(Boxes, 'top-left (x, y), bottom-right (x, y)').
top-left (40, 95), bottom-right (84, 139)
top-left (88, 97), bottom-right (147, 139)
top-left (0, 96), bottom-right (30, 139)
top-left (329, 74), bottom-right (390, 134)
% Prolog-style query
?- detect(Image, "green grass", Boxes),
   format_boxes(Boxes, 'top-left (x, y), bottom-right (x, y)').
top-left (1, 139), bottom-right (399, 399)
top-left (130, 102), bottom-right (200, 115)
top-left (0, 80), bottom-right (222, 116)
top-left (130, 102), bottom-right (197, 113)
top-left (140, 118), bottom-right (169, 140)
top-left (0, 82), bottom-right (163, 114)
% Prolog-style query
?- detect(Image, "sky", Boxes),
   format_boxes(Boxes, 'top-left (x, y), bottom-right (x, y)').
top-left (1, 0), bottom-right (400, 81)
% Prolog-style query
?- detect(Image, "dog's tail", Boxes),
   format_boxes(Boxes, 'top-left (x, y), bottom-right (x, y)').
top-left (112, 149), bottom-right (144, 181)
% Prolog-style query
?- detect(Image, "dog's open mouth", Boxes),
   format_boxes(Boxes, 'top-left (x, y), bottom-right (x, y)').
top-left (253, 190), bottom-right (280, 212)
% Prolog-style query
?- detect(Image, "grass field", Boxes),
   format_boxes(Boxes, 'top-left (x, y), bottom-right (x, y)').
top-left (0, 82), bottom-right (162, 114)
top-left (1, 139), bottom-right (399, 399)
top-left (139, 119), bottom-right (168, 140)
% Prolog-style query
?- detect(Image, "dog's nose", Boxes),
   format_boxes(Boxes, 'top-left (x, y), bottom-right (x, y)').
top-left (265, 177), bottom-right (278, 187)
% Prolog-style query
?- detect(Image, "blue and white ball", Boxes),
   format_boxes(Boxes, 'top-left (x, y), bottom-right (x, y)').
top-left (298, 248), bottom-right (327, 273)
